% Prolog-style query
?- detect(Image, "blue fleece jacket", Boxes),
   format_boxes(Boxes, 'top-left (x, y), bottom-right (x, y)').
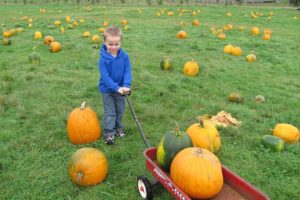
top-left (98, 44), bottom-right (132, 93)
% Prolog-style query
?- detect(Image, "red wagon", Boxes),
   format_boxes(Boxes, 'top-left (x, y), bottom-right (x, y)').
top-left (123, 93), bottom-right (270, 200)
top-left (137, 147), bottom-right (270, 200)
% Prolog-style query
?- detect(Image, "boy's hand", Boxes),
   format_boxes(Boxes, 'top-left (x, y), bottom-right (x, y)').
top-left (117, 87), bottom-right (124, 95)
top-left (122, 87), bottom-right (131, 92)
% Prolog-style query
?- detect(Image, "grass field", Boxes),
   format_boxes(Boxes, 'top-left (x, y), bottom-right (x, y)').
top-left (1, 2), bottom-right (300, 200)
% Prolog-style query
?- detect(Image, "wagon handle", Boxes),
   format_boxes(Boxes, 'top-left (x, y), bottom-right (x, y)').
top-left (124, 91), bottom-right (151, 148)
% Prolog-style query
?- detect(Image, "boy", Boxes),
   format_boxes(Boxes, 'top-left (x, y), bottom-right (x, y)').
top-left (98, 25), bottom-right (132, 145)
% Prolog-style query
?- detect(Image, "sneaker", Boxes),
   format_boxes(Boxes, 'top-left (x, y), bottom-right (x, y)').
top-left (105, 135), bottom-right (115, 145)
top-left (116, 130), bottom-right (126, 138)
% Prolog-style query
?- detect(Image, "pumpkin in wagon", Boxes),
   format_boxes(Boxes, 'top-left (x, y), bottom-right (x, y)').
top-left (67, 101), bottom-right (101, 144)
top-left (186, 118), bottom-right (221, 153)
top-left (170, 147), bottom-right (223, 199)
top-left (156, 126), bottom-right (192, 171)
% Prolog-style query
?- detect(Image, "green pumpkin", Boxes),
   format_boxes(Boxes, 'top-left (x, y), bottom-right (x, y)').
top-left (160, 56), bottom-right (173, 70)
top-left (157, 129), bottom-right (192, 172)
top-left (261, 135), bottom-right (284, 152)
top-left (28, 52), bottom-right (41, 64)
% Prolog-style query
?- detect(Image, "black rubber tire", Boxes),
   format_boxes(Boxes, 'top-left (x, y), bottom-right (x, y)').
top-left (137, 176), bottom-right (153, 200)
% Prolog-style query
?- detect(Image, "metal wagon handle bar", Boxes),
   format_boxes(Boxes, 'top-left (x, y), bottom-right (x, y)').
top-left (122, 91), bottom-right (151, 148)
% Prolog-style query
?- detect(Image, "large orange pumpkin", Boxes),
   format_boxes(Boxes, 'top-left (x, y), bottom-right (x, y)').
top-left (182, 60), bottom-right (199, 76)
top-left (186, 119), bottom-right (221, 153)
top-left (170, 147), bottom-right (223, 199)
top-left (67, 102), bottom-right (101, 144)
top-left (69, 147), bottom-right (108, 186)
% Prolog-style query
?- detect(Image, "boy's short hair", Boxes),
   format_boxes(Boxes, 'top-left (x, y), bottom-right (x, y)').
top-left (103, 25), bottom-right (122, 41)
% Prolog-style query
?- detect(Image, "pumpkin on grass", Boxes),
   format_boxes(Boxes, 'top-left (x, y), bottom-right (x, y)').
top-left (273, 123), bottom-right (299, 143)
top-left (156, 126), bottom-right (192, 171)
top-left (49, 41), bottom-right (62, 53)
top-left (182, 60), bottom-right (199, 76)
top-left (176, 30), bottom-right (187, 39)
top-left (69, 147), bottom-right (108, 186)
top-left (186, 118), bottom-right (221, 153)
top-left (67, 101), bottom-right (101, 144)
top-left (160, 56), bottom-right (173, 70)
top-left (44, 35), bottom-right (55, 45)
top-left (170, 147), bottom-right (223, 199)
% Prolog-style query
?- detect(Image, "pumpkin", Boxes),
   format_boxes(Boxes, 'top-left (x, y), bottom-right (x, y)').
top-left (98, 27), bottom-right (105, 33)
top-left (273, 123), bottom-right (300, 143)
top-left (3, 30), bottom-right (12, 38)
top-left (67, 102), bottom-right (101, 144)
top-left (176, 30), bottom-right (187, 39)
top-left (66, 16), bottom-right (71, 22)
top-left (69, 147), bottom-right (108, 186)
top-left (54, 20), bottom-right (61, 26)
top-left (245, 54), bottom-right (256, 62)
top-left (92, 35), bottom-right (101, 44)
top-left (228, 92), bottom-right (244, 103)
top-left (218, 32), bottom-right (226, 40)
top-left (230, 46), bottom-right (242, 56)
top-left (255, 95), bottom-right (265, 103)
top-left (34, 31), bottom-right (42, 39)
top-left (262, 34), bottom-right (271, 40)
top-left (160, 56), bottom-right (173, 70)
top-left (167, 11), bottom-right (174, 16)
top-left (251, 27), bottom-right (260, 35)
top-left (226, 12), bottom-right (232, 16)
top-left (72, 21), bottom-right (78, 27)
top-left (49, 41), bottom-right (62, 53)
top-left (238, 26), bottom-right (245, 31)
top-left (44, 36), bottom-right (55, 45)
top-left (192, 19), bottom-right (200, 26)
top-left (82, 31), bottom-right (90, 38)
top-left (170, 147), bottom-right (223, 199)
top-left (182, 60), bottom-right (199, 76)
top-left (2, 38), bottom-right (11, 46)
top-left (123, 26), bottom-right (129, 31)
top-left (28, 52), bottom-right (41, 64)
top-left (156, 128), bottom-right (192, 171)
top-left (224, 44), bottom-right (233, 54)
top-left (103, 21), bottom-right (109, 27)
top-left (186, 119), bottom-right (221, 153)
top-left (121, 19), bottom-right (128, 26)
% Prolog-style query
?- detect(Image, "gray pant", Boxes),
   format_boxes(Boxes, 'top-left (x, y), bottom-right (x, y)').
top-left (101, 92), bottom-right (125, 137)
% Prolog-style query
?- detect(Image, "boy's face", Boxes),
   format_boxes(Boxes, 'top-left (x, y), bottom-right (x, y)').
top-left (105, 35), bottom-right (121, 55)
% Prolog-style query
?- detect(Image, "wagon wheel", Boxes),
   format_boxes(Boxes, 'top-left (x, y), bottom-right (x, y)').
top-left (137, 176), bottom-right (153, 200)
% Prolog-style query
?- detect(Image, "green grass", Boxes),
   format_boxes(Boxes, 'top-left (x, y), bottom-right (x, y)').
top-left (1, 3), bottom-right (300, 200)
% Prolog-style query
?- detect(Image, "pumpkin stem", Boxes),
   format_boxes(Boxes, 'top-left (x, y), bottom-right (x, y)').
top-left (193, 148), bottom-right (203, 156)
top-left (80, 101), bottom-right (86, 110)
top-left (77, 171), bottom-right (84, 182)
top-left (175, 121), bottom-right (182, 136)
top-left (198, 116), bottom-right (204, 128)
